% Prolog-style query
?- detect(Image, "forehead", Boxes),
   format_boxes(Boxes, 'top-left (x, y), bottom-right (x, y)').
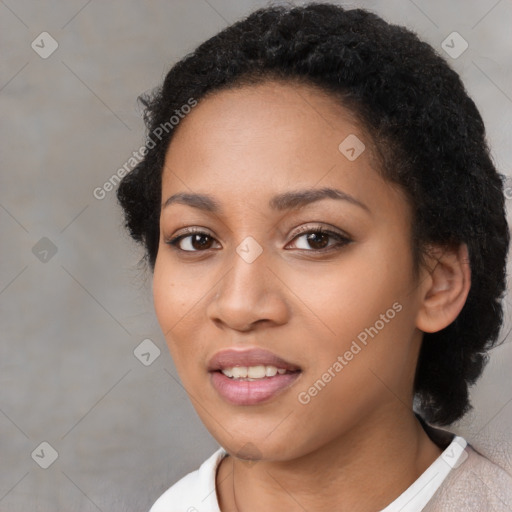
top-left (167, 79), bottom-right (362, 147)
top-left (160, 80), bottom-right (401, 217)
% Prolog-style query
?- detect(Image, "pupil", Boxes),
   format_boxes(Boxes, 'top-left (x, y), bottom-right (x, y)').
top-left (308, 233), bottom-right (328, 249)
top-left (192, 234), bottom-right (211, 250)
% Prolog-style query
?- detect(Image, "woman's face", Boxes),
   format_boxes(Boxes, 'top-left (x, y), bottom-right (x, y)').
top-left (153, 81), bottom-right (426, 461)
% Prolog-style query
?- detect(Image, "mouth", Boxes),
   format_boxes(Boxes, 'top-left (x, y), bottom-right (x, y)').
top-left (219, 364), bottom-right (297, 380)
top-left (208, 348), bottom-right (302, 406)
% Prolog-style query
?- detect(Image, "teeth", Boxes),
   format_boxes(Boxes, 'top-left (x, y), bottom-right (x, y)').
top-left (248, 365), bottom-right (266, 379)
top-left (222, 368), bottom-right (234, 378)
top-left (221, 365), bottom-right (288, 379)
top-left (232, 366), bottom-right (248, 378)
top-left (265, 366), bottom-right (278, 377)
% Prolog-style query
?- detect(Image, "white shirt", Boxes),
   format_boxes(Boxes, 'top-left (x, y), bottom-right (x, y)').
top-left (150, 434), bottom-right (506, 512)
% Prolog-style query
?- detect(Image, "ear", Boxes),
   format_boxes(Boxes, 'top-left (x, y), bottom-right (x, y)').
top-left (415, 243), bottom-right (471, 333)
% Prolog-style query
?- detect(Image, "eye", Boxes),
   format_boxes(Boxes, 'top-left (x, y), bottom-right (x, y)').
top-left (287, 226), bottom-right (352, 252)
top-left (165, 228), bottom-right (220, 252)
top-left (165, 226), bottom-right (351, 254)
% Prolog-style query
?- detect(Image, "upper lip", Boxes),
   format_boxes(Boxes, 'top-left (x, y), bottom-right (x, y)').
top-left (208, 348), bottom-right (301, 372)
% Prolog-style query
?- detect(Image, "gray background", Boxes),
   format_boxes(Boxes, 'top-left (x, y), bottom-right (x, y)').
top-left (1, 0), bottom-right (511, 510)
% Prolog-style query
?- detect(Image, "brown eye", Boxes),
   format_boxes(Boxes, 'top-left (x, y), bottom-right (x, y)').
top-left (166, 230), bottom-right (220, 252)
top-left (304, 232), bottom-right (330, 250)
top-left (165, 226), bottom-right (351, 254)
top-left (288, 227), bottom-right (351, 252)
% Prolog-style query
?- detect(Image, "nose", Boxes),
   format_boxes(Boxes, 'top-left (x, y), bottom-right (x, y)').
top-left (206, 247), bottom-right (290, 332)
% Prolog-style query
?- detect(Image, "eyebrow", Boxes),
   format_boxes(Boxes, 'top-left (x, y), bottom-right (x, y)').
top-left (161, 187), bottom-right (370, 214)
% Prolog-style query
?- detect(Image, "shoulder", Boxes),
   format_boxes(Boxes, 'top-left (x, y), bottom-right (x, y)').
top-left (149, 447), bottom-right (227, 512)
top-left (426, 443), bottom-right (512, 512)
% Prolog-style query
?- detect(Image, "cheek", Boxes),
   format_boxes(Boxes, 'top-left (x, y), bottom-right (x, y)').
top-left (152, 258), bottom-right (190, 356)
top-left (153, 255), bottom-right (199, 331)
top-left (312, 246), bottom-right (409, 332)
top-left (152, 255), bottom-right (214, 371)
top-left (152, 267), bottom-right (178, 333)
top-left (302, 235), bottom-right (417, 379)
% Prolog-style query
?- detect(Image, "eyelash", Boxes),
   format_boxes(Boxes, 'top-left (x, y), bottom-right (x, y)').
top-left (164, 226), bottom-right (352, 254)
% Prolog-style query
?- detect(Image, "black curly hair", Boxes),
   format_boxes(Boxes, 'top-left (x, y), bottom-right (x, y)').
top-left (116, 2), bottom-right (509, 426)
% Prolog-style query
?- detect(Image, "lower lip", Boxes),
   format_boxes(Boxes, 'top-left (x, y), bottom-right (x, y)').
top-left (210, 371), bottom-right (301, 406)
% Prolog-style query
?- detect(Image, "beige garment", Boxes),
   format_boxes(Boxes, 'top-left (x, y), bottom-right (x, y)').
top-left (421, 420), bottom-right (512, 511)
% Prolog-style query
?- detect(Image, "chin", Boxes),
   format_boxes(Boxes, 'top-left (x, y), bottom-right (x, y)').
top-left (212, 428), bottom-right (303, 462)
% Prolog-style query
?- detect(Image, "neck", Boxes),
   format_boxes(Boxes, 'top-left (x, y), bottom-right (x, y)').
top-left (216, 408), bottom-right (443, 512)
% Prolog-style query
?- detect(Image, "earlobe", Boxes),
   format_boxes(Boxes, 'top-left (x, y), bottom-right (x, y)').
top-left (415, 243), bottom-right (471, 333)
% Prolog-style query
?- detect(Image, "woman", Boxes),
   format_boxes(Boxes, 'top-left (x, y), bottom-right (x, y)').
top-left (117, 3), bottom-right (512, 511)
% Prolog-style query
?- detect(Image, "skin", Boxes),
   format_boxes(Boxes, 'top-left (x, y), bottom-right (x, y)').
top-left (152, 80), bottom-right (471, 511)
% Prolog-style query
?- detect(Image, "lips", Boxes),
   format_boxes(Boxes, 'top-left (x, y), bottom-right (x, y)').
top-left (208, 348), bottom-right (302, 406)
